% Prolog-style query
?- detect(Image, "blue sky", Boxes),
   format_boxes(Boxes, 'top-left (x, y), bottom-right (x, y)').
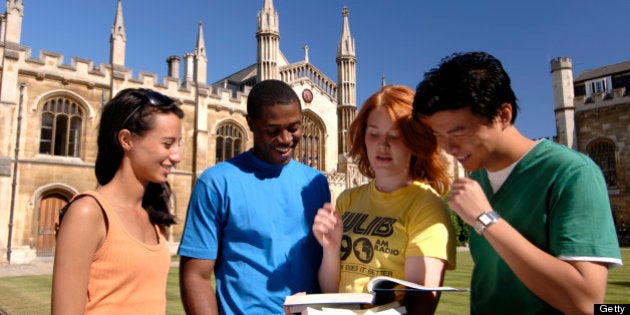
top-left (10, 1), bottom-right (630, 140)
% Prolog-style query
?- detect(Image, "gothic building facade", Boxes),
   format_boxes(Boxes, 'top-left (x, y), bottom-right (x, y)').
top-left (551, 57), bottom-right (630, 244)
top-left (0, 0), bottom-right (365, 263)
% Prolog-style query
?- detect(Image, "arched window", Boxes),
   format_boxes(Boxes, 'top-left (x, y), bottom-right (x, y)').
top-left (587, 139), bottom-right (617, 187)
top-left (39, 97), bottom-right (83, 157)
top-left (295, 112), bottom-right (325, 171)
top-left (216, 123), bottom-right (244, 163)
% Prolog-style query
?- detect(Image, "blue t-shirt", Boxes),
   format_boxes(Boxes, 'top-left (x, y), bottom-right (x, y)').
top-left (178, 150), bottom-right (330, 314)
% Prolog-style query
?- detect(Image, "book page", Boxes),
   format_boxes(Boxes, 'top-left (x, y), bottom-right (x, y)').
top-left (303, 301), bottom-right (406, 314)
top-left (285, 292), bottom-right (375, 306)
top-left (367, 276), bottom-right (469, 293)
top-left (285, 293), bottom-right (375, 314)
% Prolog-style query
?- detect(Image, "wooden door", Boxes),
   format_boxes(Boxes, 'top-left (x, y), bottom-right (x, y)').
top-left (37, 194), bottom-right (68, 256)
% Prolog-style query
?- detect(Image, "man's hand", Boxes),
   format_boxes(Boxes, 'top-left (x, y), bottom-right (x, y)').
top-left (447, 177), bottom-right (493, 225)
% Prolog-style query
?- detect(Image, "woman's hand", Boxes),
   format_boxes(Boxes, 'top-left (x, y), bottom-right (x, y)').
top-left (312, 203), bottom-right (343, 250)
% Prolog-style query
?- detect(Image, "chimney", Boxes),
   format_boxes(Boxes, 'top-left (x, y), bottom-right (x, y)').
top-left (167, 55), bottom-right (181, 80)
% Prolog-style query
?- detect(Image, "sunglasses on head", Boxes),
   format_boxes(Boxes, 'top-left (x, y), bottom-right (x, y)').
top-left (121, 90), bottom-right (174, 128)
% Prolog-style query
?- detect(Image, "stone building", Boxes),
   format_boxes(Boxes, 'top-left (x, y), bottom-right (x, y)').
top-left (551, 57), bottom-right (630, 244)
top-left (0, 0), bottom-right (368, 264)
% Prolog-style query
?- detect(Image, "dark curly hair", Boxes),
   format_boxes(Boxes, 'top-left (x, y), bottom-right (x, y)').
top-left (413, 51), bottom-right (519, 124)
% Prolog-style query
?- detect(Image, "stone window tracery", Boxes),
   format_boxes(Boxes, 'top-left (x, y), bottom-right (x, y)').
top-left (295, 112), bottom-right (325, 171)
top-left (216, 122), bottom-right (244, 163)
top-left (39, 97), bottom-right (83, 157)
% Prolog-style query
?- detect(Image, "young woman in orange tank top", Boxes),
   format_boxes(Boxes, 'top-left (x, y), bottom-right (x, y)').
top-left (52, 88), bottom-right (183, 315)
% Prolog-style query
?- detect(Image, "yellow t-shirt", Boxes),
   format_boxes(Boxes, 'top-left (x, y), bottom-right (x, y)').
top-left (337, 181), bottom-right (456, 293)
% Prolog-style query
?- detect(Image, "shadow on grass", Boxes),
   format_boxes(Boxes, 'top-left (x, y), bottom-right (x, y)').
top-left (607, 281), bottom-right (630, 287)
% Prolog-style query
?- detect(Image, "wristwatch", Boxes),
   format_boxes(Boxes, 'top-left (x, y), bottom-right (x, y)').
top-left (474, 211), bottom-right (501, 235)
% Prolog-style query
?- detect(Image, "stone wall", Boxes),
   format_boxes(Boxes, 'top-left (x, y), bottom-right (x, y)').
top-left (576, 102), bottom-right (630, 244)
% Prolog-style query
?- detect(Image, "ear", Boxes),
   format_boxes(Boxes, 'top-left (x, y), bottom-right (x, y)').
top-left (118, 129), bottom-right (135, 151)
top-left (498, 103), bottom-right (513, 128)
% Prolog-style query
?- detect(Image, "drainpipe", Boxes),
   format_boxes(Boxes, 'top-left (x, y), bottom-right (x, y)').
top-left (7, 82), bottom-right (25, 263)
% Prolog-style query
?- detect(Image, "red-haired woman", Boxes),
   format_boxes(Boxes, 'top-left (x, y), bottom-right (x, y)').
top-left (313, 85), bottom-right (456, 314)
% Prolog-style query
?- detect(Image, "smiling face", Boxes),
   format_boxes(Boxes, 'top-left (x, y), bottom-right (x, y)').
top-left (128, 112), bottom-right (183, 184)
top-left (247, 101), bottom-right (303, 165)
top-left (364, 107), bottom-right (412, 179)
top-left (426, 107), bottom-right (503, 172)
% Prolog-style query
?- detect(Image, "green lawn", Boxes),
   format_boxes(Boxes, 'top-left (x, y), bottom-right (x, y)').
top-left (1, 249), bottom-right (628, 314)
top-left (435, 250), bottom-right (473, 315)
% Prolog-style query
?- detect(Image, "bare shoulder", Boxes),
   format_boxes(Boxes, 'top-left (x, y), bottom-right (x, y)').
top-left (64, 196), bottom-right (105, 222)
top-left (58, 195), bottom-right (106, 238)
top-left (56, 194), bottom-right (107, 254)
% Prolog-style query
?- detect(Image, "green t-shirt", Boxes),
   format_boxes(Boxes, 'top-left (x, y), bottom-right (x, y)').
top-left (469, 140), bottom-right (622, 315)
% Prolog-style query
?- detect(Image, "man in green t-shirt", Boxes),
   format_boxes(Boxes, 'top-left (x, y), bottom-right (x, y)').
top-left (412, 51), bottom-right (622, 314)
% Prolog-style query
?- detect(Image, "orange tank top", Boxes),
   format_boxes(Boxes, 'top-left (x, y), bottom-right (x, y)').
top-left (74, 191), bottom-right (171, 315)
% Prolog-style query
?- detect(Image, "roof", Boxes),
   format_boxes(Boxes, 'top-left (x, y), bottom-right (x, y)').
top-left (210, 50), bottom-right (292, 87)
top-left (211, 63), bottom-right (257, 87)
top-left (574, 59), bottom-right (630, 82)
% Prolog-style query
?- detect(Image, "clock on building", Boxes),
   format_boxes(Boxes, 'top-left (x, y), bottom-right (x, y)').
top-left (302, 89), bottom-right (313, 103)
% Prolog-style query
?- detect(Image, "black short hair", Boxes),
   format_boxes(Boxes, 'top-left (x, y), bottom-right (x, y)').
top-left (413, 51), bottom-right (519, 124)
top-left (247, 79), bottom-right (301, 120)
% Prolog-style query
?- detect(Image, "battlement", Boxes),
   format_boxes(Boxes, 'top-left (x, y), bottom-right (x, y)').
top-left (551, 56), bottom-right (572, 72)
top-left (0, 44), bottom-right (253, 114)
top-left (18, 46), bottom-right (191, 90)
top-left (204, 85), bottom-right (249, 113)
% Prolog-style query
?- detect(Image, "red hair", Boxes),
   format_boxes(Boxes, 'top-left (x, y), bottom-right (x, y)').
top-left (348, 85), bottom-right (450, 195)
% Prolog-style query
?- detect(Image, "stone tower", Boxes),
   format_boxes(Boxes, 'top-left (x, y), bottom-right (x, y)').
top-left (335, 7), bottom-right (360, 186)
top-left (551, 57), bottom-right (577, 150)
top-left (256, 0), bottom-right (279, 81)
top-left (336, 6), bottom-right (357, 159)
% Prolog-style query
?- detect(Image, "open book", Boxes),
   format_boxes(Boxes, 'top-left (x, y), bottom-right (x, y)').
top-left (284, 276), bottom-right (469, 314)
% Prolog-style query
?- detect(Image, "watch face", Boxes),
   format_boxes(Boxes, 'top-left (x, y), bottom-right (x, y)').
top-left (302, 89), bottom-right (313, 103)
top-left (479, 214), bottom-right (493, 225)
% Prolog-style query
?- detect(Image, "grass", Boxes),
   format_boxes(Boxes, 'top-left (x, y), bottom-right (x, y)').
top-left (435, 250), bottom-right (474, 315)
top-left (1, 249), bottom-right (628, 314)
top-left (0, 274), bottom-right (51, 315)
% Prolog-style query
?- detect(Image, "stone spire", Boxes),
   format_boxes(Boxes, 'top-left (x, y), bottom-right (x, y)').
top-left (109, 0), bottom-right (126, 67)
top-left (195, 21), bottom-right (207, 85)
top-left (337, 7), bottom-right (355, 57)
top-left (256, 0), bottom-right (280, 81)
